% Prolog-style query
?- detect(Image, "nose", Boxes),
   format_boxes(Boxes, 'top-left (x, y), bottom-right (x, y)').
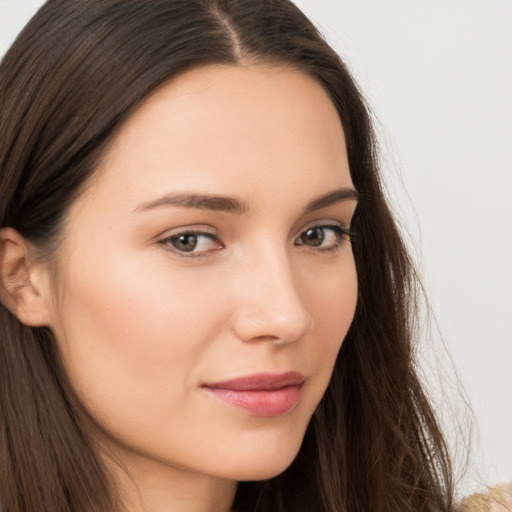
top-left (229, 249), bottom-right (313, 345)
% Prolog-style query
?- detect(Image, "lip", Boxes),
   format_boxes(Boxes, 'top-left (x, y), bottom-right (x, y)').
top-left (202, 372), bottom-right (305, 417)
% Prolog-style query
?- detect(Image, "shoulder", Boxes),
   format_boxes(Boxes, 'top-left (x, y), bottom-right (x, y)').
top-left (462, 483), bottom-right (512, 512)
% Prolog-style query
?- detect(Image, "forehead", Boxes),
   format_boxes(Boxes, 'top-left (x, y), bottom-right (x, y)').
top-left (74, 64), bottom-right (352, 217)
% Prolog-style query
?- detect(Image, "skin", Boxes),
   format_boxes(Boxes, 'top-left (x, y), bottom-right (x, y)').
top-left (3, 64), bottom-right (358, 512)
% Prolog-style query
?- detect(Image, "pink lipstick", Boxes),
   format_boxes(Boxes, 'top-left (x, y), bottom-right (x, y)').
top-left (202, 372), bottom-right (304, 417)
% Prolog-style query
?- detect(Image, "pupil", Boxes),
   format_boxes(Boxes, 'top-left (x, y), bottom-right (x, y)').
top-left (172, 234), bottom-right (198, 252)
top-left (302, 228), bottom-right (324, 246)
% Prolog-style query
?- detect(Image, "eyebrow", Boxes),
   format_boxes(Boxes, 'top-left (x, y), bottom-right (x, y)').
top-left (303, 188), bottom-right (359, 213)
top-left (134, 188), bottom-right (358, 215)
top-left (134, 194), bottom-right (248, 214)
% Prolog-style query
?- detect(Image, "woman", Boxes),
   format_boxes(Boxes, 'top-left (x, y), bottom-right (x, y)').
top-left (0, 1), bottom-right (456, 511)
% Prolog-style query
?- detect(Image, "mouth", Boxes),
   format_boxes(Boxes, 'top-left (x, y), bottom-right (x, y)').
top-left (202, 372), bottom-right (305, 417)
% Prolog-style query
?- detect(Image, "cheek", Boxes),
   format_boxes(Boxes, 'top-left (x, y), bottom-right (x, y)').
top-left (51, 249), bottom-right (230, 423)
top-left (310, 252), bottom-right (357, 317)
top-left (302, 253), bottom-right (358, 376)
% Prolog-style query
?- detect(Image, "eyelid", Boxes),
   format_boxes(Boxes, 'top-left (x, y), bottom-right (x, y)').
top-left (295, 219), bottom-right (353, 239)
top-left (156, 225), bottom-right (223, 257)
top-left (293, 220), bottom-right (355, 252)
top-left (155, 224), bottom-right (218, 240)
top-left (153, 219), bottom-right (355, 258)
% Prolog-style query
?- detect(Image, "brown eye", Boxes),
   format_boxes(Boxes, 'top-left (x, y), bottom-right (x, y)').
top-left (300, 227), bottom-right (325, 247)
top-left (160, 230), bottom-right (223, 256)
top-left (295, 224), bottom-right (351, 251)
top-left (171, 233), bottom-right (199, 252)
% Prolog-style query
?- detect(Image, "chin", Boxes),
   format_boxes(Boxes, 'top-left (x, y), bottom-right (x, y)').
top-left (235, 463), bottom-right (295, 482)
top-left (222, 432), bottom-right (305, 482)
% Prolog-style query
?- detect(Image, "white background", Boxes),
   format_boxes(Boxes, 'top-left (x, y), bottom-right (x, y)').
top-left (1, 0), bottom-right (511, 497)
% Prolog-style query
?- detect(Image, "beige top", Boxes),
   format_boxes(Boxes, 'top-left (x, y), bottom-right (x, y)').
top-left (462, 483), bottom-right (512, 512)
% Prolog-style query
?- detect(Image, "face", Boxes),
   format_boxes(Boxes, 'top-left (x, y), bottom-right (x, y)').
top-left (47, 64), bottom-right (358, 485)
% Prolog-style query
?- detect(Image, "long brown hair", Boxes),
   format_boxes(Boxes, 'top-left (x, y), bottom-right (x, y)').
top-left (0, 1), bottom-right (455, 511)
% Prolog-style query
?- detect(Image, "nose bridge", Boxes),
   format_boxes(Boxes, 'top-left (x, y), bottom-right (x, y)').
top-left (231, 243), bottom-right (313, 344)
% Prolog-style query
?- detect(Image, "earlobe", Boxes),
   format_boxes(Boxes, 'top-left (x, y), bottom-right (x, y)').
top-left (0, 228), bottom-right (53, 327)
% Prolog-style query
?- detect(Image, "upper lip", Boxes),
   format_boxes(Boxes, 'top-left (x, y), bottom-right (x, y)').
top-left (203, 372), bottom-right (305, 391)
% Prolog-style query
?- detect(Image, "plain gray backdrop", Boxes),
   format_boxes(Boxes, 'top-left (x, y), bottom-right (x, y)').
top-left (1, 0), bottom-right (511, 497)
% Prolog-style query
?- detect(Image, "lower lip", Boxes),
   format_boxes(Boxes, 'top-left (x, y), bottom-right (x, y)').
top-left (203, 385), bottom-right (302, 417)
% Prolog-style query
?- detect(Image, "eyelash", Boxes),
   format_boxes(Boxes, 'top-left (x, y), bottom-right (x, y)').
top-left (294, 224), bottom-right (354, 253)
top-left (157, 224), bottom-right (354, 258)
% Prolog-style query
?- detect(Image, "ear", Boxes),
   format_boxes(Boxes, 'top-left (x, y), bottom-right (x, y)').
top-left (0, 228), bottom-right (53, 327)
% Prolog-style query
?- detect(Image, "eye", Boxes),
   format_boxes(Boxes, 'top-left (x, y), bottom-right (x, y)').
top-left (295, 224), bottom-right (352, 251)
top-left (158, 230), bottom-right (223, 256)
